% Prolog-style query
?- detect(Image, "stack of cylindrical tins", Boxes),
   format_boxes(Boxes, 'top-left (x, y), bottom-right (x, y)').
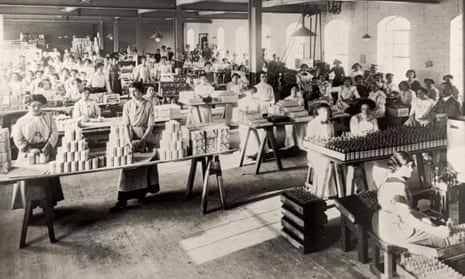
top-left (400, 254), bottom-right (464, 278)
top-left (159, 120), bottom-right (184, 161)
top-left (50, 126), bottom-right (99, 174)
top-left (106, 125), bottom-right (133, 167)
top-left (0, 128), bottom-right (11, 174)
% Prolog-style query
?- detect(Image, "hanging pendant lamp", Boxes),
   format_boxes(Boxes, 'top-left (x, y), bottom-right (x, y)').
top-left (362, 0), bottom-right (371, 41)
top-left (291, 15), bottom-right (315, 37)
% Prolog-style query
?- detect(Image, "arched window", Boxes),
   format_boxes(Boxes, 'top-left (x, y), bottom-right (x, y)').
top-left (450, 15), bottom-right (463, 99)
top-left (262, 24), bottom-right (272, 60)
top-left (377, 16), bottom-right (411, 82)
top-left (217, 27), bottom-right (225, 51)
top-left (324, 20), bottom-right (349, 70)
top-left (186, 28), bottom-right (195, 48)
top-left (285, 22), bottom-right (306, 69)
top-left (235, 25), bottom-right (248, 58)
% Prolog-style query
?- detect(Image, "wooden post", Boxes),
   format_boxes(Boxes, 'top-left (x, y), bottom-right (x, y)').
top-left (0, 15), bottom-right (4, 43)
top-left (113, 17), bottom-right (119, 52)
top-left (136, 15), bottom-right (143, 55)
top-left (98, 21), bottom-right (104, 51)
top-left (174, 6), bottom-right (184, 62)
top-left (248, 0), bottom-right (262, 85)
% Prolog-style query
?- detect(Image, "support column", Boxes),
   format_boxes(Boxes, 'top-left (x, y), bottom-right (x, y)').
top-left (98, 21), bottom-right (104, 51)
top-left (113, 17), bottom-right (119, 53)
top-left (462, 12), bottom-right (465, 109)
top-left (174, 6), bottom-right (185, 63)
top-left (248, 0), bottom-right (262, 85)
top-left (0, 15), bottom-right (4, 42)
top-left (136, 16), bottom-right (143, 55)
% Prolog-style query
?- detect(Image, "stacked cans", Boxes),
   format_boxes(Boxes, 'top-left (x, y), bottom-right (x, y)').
top-left (106, 125), bottom-right (133, 167)
top-left (0, 128), bottom-right (11, 174)
top-left (50, 126), bottom-right (95, 174)
top-left (280, 187), bottom-right (328, 254)
top-left (159, 120), bottom-right (184, 161)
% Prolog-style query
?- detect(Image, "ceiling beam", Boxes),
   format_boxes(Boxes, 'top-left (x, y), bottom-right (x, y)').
top-left (0, 0), bottom-right (176, 10)
top-left (180, 2), bottom-right (248, 12)
top-left (262, 0), bottom-right (440, 8)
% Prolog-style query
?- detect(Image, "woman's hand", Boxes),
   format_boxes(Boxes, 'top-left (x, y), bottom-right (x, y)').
top-left (421, 216), bottom-right (433, 225)
top-left (42, 143), bottom-right (53, 157)
top-left (435, 225), bottom-right (452, 238)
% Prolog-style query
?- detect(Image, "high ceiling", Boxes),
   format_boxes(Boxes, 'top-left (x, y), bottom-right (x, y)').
top-left (0, 0), bottom-right (441, 23)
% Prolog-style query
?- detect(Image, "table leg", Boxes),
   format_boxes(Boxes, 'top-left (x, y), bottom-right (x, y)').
top-left (239, 127), bottom-right (252, 167)
top-left (384, 249), bottom-right (394, 279)
top-left (267, 128), bottom-right (283, 171)
top-left (346, 165), bottom-right (356, 196)
top-left (196, 106), bottom-right (202, 123)
top-left (334, 163), bottom-right (346, 198)
top-left (19, 199), bottom-right (33, 249)
top-left (41, 203), bottom-right (56, 243)
top-left (214, 156), bottom-right (226, 210)
top-left (201, 157), bottom-right (213, 215)
top-left (356, 224), bottom-right (368, 264)
top-left (186, 107), bottom-right (193, 125)
top-left (340, 217), bottom-right (351, 252)
top-left (186, 159), bottom-right (198, 198)
top-left (255, 132), bottom-right (269, 175)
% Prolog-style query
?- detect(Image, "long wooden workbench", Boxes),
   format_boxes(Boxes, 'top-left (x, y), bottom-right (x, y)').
top-left (0, 149), bottom-right (235, 248)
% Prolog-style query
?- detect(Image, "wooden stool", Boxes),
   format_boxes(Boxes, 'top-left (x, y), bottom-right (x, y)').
top-left (340, 215), bottom-right (369, 263)
top-left (368, 231), bottom-right (407, 279)
top-left (20, 185), bottom-right (56, 249)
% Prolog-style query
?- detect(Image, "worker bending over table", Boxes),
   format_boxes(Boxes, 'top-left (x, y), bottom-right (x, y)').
top-left (111, 82), bottom-right (160, 212)
top-left (304, 102), bottom-right (336, 198)
top-left (72, 87), bottom-right (101, 122)
top-left (11, 94), bottom-right (64, 209)
top-left (372, 151), bottom-right (451, 257)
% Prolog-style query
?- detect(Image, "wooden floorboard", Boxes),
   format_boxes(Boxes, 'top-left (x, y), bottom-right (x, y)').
top-left (0, 149), bottom-right (376, 279)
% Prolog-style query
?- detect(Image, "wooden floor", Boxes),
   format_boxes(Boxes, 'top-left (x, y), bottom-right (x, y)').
top-left (0, 133), bottom-right (376, 279)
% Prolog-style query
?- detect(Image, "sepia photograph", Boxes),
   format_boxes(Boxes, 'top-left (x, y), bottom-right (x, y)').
top-left (0, 0), bottom-right (464, 278)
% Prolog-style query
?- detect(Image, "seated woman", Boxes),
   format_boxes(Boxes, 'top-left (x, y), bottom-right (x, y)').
top-left (372, 151), bottom-right (451, 257)
top-left (11, 94), bottom-right (64, 209)
top-left (350, 63), bottom-right (364, 79)
top-left (72, 87), bottom-right (101, 122)
top-left (111, 82), bottom-right (160, 212)
top-left (336, 77), bottom-right (360, 111)
top-left (194, 73), bottom-right (215, 123)
top-left (304, 103), bottom-right (336, 198)
top-left (368, 83), bottom-right (387, 118)
top-left (350, 99), bottom-right (379, 136)
top-left (404, 87), bottom-right (435, 127)
top-left (317, 80), bottom-right (333, 104)
top-left (398, 81), bottom-right (415, 106)
top-left (354, 75), bottom-right (369, 98)
top-left (87, 63), bottom-right (109, 93)
top-left (36, 78), bottom-right (58, 101)
top-left (404, 69), bottom-right (421, 92)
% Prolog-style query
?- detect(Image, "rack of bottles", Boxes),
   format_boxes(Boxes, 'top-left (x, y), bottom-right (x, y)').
top-left (305, 124), bottom-right (447, 162)
top-left (398, 254), bottom-right (464, 279)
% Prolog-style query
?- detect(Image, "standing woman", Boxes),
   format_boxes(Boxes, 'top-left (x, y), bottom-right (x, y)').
top-left (404, 69), bottom-right (421, 92)
top-left (108, 55), bottom-right (122, 94)
top-left (72, 87), bottom-right (101, 122)
top-left (111, 82), bottom-right (160, 212)
top-left (398, 81), bottom-right (415, 106)
top-left (11, 94), bottom-right (64, 209)
top-left (329, 59), bottom-right (345, 87)
top-left (304, 103), bottom-right (336, 198)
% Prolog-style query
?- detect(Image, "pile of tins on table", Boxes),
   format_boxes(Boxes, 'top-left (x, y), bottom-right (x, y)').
top-left (307, 123), bottom-right (447, 161)
top-left (399, 253), bottom-right (465, 278)
top-left (280, 187), bottom-right (328, 253)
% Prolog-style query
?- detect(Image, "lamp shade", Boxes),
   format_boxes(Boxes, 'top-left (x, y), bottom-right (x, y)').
top-left (150, 32), bottom-right (163, 42)
top-left (362, 33), bottom-right (372, 41)
top-left (291, 26), bottom-right (315, 37)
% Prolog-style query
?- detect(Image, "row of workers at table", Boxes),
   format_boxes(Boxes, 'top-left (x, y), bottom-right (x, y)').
top-left (10, 81), bottom-right (162, 212)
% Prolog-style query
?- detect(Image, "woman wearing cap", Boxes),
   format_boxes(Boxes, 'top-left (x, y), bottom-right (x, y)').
top-left (372, 151), bottom-right (451, 257)
top-left (11, 94), bottom-right (64, 210)
top-left (404, 69), bottom-right (421, 92)
top-left (304, 102), bottom-right (336, 198)
top-left (72, 87), bottom-right (101, 122)
top-left (350, 63), bottom-right (364, 79)
top-left (329, 59), bottom-right (345, 87)
top-left (424, 78), bottom-right (439, 102)
top-left (368, 83), bottom-right (387, 118)
top-left (111, 82), bottom-right (159, 212)
top-left (336, 77), bottom-right (360, 111)
top-left (405, 87), bottom-right (435, 127)
top-left (350, 99), bottom-right (379, 137)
